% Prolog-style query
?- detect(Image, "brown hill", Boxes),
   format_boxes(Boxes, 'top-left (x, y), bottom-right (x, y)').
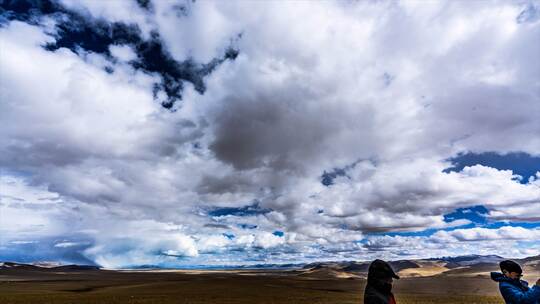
top-left (298, 254), bottom-right (540, 279)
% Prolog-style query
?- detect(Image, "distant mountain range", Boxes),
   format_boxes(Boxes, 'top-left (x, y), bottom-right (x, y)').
top-left (1, 254), bottom-right (539, 279)
top-left (298, 254), bottom-right (540, 279)
top-left (426, 254), bottom-right (506, 267)
top-left (0, 262), bottom-right (100, 272)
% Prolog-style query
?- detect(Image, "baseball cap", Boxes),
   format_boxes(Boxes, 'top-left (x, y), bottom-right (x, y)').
top-left (500, 260), bottom-right (522, 274)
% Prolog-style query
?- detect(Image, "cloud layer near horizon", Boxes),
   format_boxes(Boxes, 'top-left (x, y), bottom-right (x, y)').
top-left (1, 0), bottom-right (539, 267)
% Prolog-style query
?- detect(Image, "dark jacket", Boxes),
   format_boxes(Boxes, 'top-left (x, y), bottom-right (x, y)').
top-left (491, 272), bottom-right (540, 304)
top-left (364, 282), bottom-right (396, 304)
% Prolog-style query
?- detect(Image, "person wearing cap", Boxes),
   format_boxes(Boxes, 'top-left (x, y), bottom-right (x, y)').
top-left (491, 260), bottom-right (540, 304)
top-left (364, 259), bottom-right (400, 304)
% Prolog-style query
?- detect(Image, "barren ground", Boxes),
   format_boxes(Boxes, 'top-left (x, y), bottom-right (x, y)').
top-left (0, 268), bottom-right (507, 304)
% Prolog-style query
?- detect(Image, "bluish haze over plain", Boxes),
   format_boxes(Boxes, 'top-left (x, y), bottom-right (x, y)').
top-left (0, 0), bottom-right (539, 268)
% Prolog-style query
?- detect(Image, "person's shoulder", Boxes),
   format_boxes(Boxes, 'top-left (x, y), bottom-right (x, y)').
top-left (499, 279), bottom-right (531, 294)
top-left (499, 280), bottom-right (518, 289)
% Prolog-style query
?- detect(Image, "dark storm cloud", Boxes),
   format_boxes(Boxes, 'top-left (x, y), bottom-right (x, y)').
top-left (209, 93), bottom-right (376, 171)
top-left (204, 223), bottom-right (231, 229)
top-left (196, 173), bottom-right (256, 194)
top-left (429, 86), bottom-right (539, 139)
top-left (0, 0), bottom-right (239, 109)
top-left (0, 140), bottom-right (87, 168)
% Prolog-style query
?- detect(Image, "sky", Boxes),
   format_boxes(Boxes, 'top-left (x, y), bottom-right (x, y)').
top-left (0, 0), bottom-right (539, 268)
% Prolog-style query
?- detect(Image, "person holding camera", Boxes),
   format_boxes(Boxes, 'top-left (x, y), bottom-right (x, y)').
top-left (491, 260), bottom-right (540, 304)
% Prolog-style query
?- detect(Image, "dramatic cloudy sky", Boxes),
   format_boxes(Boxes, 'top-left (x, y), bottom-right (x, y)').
top-left (1, 0), bottom-right (539, 268)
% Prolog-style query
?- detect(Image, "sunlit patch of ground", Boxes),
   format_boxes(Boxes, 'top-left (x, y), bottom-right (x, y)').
top-left (398, 262), bottom-right (450, 278)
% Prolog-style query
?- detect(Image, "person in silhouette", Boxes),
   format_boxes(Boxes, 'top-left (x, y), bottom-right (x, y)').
top-left (364, 259), bottom-right (399, 304)
top-left (491, 260), bottom-right (540, 304)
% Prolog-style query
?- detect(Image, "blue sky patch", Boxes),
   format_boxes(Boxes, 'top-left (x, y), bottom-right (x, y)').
top-left (208, 203), bottom-right (271, 217)
top-left (444, 152), bottom-right (540, 183)
top-left (222, 233), bottom-right (235, 240)
top-left (273, 231), bottom-right (284, 237)
top-left (483, 221), bottom-right (540, 229)
top-left (444, 205), bottom-right (488, 224)
top-left (0, 238), bottom-right (95, 265)
top-left (382, 72), bottom-right (395, 87)
top-left (321, 168), bottom-right (347, 186)
top-left (517, 4), bottom-right (540, 24)
top-left (370, 220), bottom-right (540, 239)
top-left (238, 223), bottom-right (258, 229)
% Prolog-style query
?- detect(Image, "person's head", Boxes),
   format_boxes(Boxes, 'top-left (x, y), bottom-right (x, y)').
top-left (368, 259), bottom-right (400, 285)
top-left (500, 260), bottom-right (523, 280)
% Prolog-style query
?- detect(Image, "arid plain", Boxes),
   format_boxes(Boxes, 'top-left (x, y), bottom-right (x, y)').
top-left (2, 255), bottom-right (539, 304)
